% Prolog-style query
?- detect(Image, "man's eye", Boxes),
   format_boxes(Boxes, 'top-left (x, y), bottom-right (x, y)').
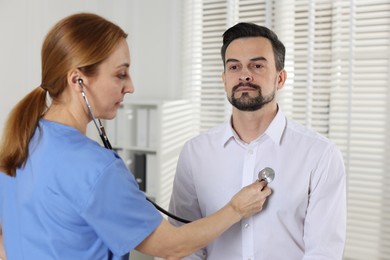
top-left (254, 64), bottom-right (263, 69)
top-left (229, 65), bottom-right (238, 70)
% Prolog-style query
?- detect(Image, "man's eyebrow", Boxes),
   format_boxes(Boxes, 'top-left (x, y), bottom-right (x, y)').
top-left (225, 58), bottom-right (239, 64)
top-left (250, 56), bottom-right (267, 62)
top-left (225, 57), bottom-right (268, 63)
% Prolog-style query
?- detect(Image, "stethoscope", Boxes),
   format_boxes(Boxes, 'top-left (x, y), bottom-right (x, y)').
top-left (78, 78), bottom-right (276, 224)
top-left (78, 78), bottom-right (192, 224)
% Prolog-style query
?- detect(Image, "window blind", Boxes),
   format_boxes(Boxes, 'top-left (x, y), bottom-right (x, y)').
top-left (199, 0), bottom-right (228, 132)
top-left (181, 0), bottom-right (203, 134)
top-left (329, 1), bottom-right (390, 259)
top-left (275, 0), bottom-right (334, 136)
top-left (182, 0), bottom-right (390, 259)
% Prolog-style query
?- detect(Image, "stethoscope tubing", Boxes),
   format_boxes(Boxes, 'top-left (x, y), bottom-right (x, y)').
top-left (79, 79), bottom-right (191, 224)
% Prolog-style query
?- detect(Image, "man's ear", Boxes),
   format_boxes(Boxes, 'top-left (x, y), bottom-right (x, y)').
top-left (222, 71), bottom-right (227, 92)
top-left (277, 69), bottom-right (287, 90)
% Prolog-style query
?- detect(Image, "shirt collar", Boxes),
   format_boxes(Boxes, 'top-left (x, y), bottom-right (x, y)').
top-left (221, 118), bottom-right (238, 147)
top-left (264, 106), bottom-right (286, 145)
top-left (221, 106), bottom-right (286, 147)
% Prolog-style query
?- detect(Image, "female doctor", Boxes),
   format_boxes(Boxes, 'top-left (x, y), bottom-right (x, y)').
top-left (0, 13), bottom-right (271, 259)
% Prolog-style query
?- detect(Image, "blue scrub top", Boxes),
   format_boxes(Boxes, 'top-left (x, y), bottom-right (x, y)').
top-left (0, 119), bottom-right (162, 259)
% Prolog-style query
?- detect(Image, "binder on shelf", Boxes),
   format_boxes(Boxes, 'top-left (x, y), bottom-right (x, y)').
top-left (116, 108), bottom-right (125, 147)
top-left (119, 108), bottom-right (135, 148)
top-left (104, 118), bottom-right (117, 147)
top-left (133, 153), bottom-right (146, 192)
top-left (136, 108), bottom-right (148, 147)
top-left (127, 108), bottom-right (136, 147)
top-left (148, 108), bottom-right (158, 149)
top-left (146, 153), bottom-right (157, 198)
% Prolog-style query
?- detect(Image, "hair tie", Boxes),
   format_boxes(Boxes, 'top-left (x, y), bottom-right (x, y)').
top-left (40, 84), bottom-right (47, 91)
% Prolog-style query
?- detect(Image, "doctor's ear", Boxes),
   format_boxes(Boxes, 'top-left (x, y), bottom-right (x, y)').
top-left (67, 70), bottom-right (85, 90)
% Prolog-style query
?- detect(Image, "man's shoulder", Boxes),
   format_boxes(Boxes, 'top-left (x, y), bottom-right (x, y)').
top-left (282, 118), bottom-right (345, 164)
top-left (183, 122), bottom-right (228, 149)
top-left (191, 122), bottom-right (227, 140)
top-left (285, 118), bottom-right (333, 146)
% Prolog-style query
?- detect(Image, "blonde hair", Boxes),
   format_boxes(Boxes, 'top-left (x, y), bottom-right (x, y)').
top-left (0, 13), bottom-right (127, 176)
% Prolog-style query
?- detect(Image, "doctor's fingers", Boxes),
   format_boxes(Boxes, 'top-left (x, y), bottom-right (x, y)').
top-left (244, 181), bottom-right (272, 204)
top-left (232, 183), bottom-right (272, 217)
top-left (257, 180), bottom-right (272, 195)
top-left (253, 181), bottom-right (272, 212)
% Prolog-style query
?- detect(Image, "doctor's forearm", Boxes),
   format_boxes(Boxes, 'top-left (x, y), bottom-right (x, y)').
top-left (137, 202), bottom-right (241, 259)
top-left (137, 181), bottom-right (270, 259)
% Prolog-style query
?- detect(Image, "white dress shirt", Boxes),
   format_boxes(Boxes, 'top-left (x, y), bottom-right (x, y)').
top-left (169, 108), bottom-right (346, 260)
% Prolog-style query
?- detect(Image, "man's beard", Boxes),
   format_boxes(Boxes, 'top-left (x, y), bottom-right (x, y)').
top-left (227, 82), bottom-right (276, 111)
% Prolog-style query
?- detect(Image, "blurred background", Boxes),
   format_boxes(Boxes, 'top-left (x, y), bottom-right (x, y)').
top-left (0, 1), bottom-right (389, 259)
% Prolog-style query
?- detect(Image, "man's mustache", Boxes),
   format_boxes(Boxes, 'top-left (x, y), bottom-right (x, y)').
top-left (232, 82), bottom-right (261, 92)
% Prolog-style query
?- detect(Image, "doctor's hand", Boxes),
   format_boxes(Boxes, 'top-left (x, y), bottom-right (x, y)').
top-left (229, 180), bottom-right (272, 219)
top-left (136, 182), bottom-right (271, 259)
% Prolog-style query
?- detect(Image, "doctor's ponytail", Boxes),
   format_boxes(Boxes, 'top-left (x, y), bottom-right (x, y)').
top-left (0, 86), bottom-right (47, 176)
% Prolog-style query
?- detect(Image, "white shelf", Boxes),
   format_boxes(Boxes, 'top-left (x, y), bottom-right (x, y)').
top-left (116, 146), bottom-right (157, 153)
top-left (104, 98), bottom-right (194, 210)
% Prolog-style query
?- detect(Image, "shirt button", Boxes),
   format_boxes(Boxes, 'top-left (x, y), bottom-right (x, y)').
top-left (248, 149), bottom-right (253, 155)
top-left (244, 223), bottom-right (250, 228)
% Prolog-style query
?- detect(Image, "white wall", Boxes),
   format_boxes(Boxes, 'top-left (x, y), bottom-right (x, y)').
top-left (0, 0), bottom-right (182, 138)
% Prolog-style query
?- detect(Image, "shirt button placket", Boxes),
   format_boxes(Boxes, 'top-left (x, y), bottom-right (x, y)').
top-left (242, 146), bottom-right (256, 259)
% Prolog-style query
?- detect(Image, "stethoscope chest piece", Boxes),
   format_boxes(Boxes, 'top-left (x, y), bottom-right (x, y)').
top-left (258, 167), bottom-right (275, 184)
